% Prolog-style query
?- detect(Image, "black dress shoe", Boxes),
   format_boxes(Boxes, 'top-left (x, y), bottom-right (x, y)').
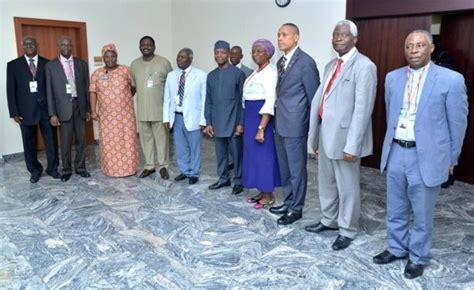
top-left (441, 174), bottom-right (455, 188)
top-left (404, 260), bottom-right (424, 279)
top-left (76, 171), bottom-right (91, 178)
top-left (305, 222), bottom-right (338, 233)
top-left (208, 180), bottom-right (231, 190)
top-left (269, 204), bottom-right (288, 215)
top-left (47, 171), bottom-right (62, 179)
top-left (277, 211), bottom-right (302, 225)
top-left (30, 172), bottom-right (41, 183)
top-left (159, 168), bottom-right (169, 180)
top-left (61, 174), bottom-right (72, 182)
top-left (331, 235), bottom-right (353, 251)
top-left (139, 169), bottom-right (155, 178)
top-left (174, 173), bottom-right (187, 181)
top-left (188, 176), bottom-right (199, 184)
top-left (232, 184), bottom-right (244, 195)
top-left (373, 250), bottom-right (408, 264)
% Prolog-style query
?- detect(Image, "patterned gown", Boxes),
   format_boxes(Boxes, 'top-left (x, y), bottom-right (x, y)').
top-left (90, 65), bottom-right (139, 177)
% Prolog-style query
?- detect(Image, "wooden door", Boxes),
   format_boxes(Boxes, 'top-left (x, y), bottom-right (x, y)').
top-left (439, 12), bottom-right (474, 183)
top-left (13, 17), bottom-right (94, 149)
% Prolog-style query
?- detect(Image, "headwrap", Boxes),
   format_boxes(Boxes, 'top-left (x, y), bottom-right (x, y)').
top-left (252, 39), bottom-right (275, 58)
top-left (101, 43), bottom-right (117, 56)
top-left (214, 40), bottom-right (230, 50)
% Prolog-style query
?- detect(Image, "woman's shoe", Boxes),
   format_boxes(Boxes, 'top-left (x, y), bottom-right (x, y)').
top-left (254, 198), bottom-right (275, 209)
top-left (246, 193), bottom-right (263, 203)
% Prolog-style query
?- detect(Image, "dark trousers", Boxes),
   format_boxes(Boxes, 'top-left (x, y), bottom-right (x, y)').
top-left (59, 99), bottom-right (86, 175)
top-left (214, 135), bottom-right (242, 185)
top-left (20, 109), bottom-right (59, 174)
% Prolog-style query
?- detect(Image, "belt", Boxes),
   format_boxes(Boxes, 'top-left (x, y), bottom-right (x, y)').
top-left (175, 112), bottom-right (183, 115)
top-left (393, 139), bottom-right (416, 148)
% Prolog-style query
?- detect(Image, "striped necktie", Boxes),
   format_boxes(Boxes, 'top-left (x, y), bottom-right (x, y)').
top-left (28, 58), bottom-right (36, 78)
top-left (178, 70), bottom-right (186, 106)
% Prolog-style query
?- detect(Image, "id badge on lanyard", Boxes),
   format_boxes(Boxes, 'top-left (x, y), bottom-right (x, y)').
top-left (29, 81), bottom-right (38, 93)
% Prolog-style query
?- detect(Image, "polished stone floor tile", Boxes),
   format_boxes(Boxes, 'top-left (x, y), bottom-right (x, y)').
top-left (0, 138), bottom-right (473, 288)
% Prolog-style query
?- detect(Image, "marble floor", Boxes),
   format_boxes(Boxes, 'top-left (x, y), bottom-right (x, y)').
top-left (1, 137), bottom-right (473, 289)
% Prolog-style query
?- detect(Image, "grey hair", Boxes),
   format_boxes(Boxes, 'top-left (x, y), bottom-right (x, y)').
top-left (22, 35), bottom-right (37, 45)
top-left (57, 35), bottom-right (73, 45)
top-left (409, 30), bottom-right (433, 44)
top-left (335, 20), bottom-right (358, 37)
top-left (180, 47), bottom-right (194, 58)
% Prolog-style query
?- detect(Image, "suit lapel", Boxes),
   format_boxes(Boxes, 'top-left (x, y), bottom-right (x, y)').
top-left (54, 58), bottom-right (69, 83)
top-left (393, 68), bottom-right (407, 116)
top-left (277, 47), bottom-right (301, 89)
top-left (325, 52), bottom-right (357, 100)
top-left (415, 64), bottom-right (436, 118)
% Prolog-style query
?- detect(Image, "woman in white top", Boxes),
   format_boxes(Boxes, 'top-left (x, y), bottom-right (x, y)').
top-left (242, 39), bottom-right (281, 209)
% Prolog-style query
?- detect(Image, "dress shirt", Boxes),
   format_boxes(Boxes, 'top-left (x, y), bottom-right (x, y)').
top-left (283, 45), bottom-right (299, 70)
top-left (59, 54), bottom-right (75, 79)
top-left (24, 54), bottom-right (38, 70)
top-left (235, 62), bottom-right (242, 69)
top-left (175, 66), bottom-right (192, 113)
top-left (321, 46), bottom-right (357, 97)
top-left (395, 62), bottom-right (431, 141)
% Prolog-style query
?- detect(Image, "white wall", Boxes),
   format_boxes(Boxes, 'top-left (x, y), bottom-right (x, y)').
top-left (170, 0), bottom-right (345, 72)
top-left (0, 0), bottom-right (173, 156)
top-left (1, 0), bottom-right (346, 157)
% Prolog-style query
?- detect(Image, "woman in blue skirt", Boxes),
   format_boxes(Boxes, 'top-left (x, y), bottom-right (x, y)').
top-left (242, 39), bottom-right (281, 209)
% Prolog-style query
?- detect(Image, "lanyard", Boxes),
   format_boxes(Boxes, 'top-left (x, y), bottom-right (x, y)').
top-left (405, 66), bottom-right (426, 114)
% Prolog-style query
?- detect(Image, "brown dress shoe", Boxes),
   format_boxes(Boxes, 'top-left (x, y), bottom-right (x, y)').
top-left (139, 169), bottom-right (155, 178)
top-left (159, 168), bottom-right (169, 180)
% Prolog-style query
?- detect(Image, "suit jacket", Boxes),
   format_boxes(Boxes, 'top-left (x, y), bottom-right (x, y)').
top-left (240, 64), bottom-right (253, 78)
top-left (380, 63), bottom-right (468, 186)
top-left (275, 47), bottom-right (320, 138)
top-left (205, 65), bottom-right (245, 137)
top-left (163, 66), bottom-right (207, 131)
top-left (45, 57), bottom-right (90, 121)
top-left (6, 55), bottom-right (49, 125)
top-left (309, 50), bottom-right (377, 159)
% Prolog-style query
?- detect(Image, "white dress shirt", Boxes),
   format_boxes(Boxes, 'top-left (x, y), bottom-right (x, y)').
top-left (243, 64), bottom-right (277, 115)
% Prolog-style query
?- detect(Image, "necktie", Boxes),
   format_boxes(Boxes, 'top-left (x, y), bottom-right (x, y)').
top-left (65, 59), bottom-right (77, 97)
top-left (278, 56), bottom-right (286, 80)
top-left (28, 58), bottom-right (36, 78)
top-left (178, 70), bottom-right (186, 106)
top-left (319, 59), bottom-right (343, 118)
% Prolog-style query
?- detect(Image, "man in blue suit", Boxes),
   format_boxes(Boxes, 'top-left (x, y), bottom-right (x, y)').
top-left (269, 23), bottom-right (320, 225)
top-left (373, 30), bottom-right (468, 279)
top-left (164, 48), bottom-right (206, 185)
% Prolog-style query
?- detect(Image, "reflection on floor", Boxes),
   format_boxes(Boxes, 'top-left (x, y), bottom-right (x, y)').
top-left (1, 138), bottom-right (473, 288)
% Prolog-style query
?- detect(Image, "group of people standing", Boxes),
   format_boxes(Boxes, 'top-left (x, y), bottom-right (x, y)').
top-left (7, 19), bottom-right (468, 280)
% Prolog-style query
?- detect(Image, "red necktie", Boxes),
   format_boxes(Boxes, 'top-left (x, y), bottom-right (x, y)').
top-left (319, 59), bottom-right (343, 118)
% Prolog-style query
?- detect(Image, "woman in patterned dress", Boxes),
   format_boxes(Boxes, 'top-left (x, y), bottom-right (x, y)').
top-left (90, 44), bottom-right (139, 177)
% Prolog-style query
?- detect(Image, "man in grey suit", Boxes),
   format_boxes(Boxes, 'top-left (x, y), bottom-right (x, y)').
top-left (269, 23), bottom-right (320, 225)
top-left (306, 20), bottom-right (377, 250)
top-left (205, 40), bottom-right (246, 195)
top-left (230, 46), bottom-right (253, 78)
top-left (373, 30), bottom-right (468, 279)
top-left (46, 36), bottom-right (90, 182)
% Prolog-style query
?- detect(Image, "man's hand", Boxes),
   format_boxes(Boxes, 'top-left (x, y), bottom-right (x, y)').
top-left (205, 125), bottom-right (214, 138)
top-left (343, 152), bottom-right (357, 162)
top-left (164, 122), bottom-right (170, 131)
top-left (234, 125), bottom-right (244, 136)
top-left (86, 112), bottom-right (91, 122)
top-left (50, 115), bottom-right (61, 127)
top-left (91, 112), bottom-right (99, 121)
top-left (13, 116), bottom-right (23, 124)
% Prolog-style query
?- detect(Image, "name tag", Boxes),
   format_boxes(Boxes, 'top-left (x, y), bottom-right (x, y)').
top-left (101, 74), bottom-right (109, 81)
top-left (66, 83), bottom-right (72, 94)
top-left (147, 79), bottom-right (154, 88)
top-left (29, 81), bottom-right (38, 93)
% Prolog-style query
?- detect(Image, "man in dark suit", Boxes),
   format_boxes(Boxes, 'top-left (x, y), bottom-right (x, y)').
top-left (46, 36), bottom-right (90, 182)
top-left (6, 36), bottom-right (60, 183)
top-left (230, 46), bottom-right (253, 78)
top-left (269, 23), bottom-right (320, 225)
top-left (205, 40), bottom-right (246, 195)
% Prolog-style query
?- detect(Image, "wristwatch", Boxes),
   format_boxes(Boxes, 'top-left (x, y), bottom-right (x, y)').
top-left (258, 125), bottom-right (265, 131)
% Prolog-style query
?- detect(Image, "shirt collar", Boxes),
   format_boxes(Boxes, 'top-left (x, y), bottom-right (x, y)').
top-left (284, 45), bottom-right (299, 60)
top-left (24, 54), bottom-right (38, 62)
top-left (182, 65), bottom-right (192, 74)
top-left (60, 54), bottom-right (73, 62)
top-left (235, 62), bottom-right (242, 69)
top-left (338, 46), bottom-right (357, 63)
top-left (409, 62), bottom-right (431, 74)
